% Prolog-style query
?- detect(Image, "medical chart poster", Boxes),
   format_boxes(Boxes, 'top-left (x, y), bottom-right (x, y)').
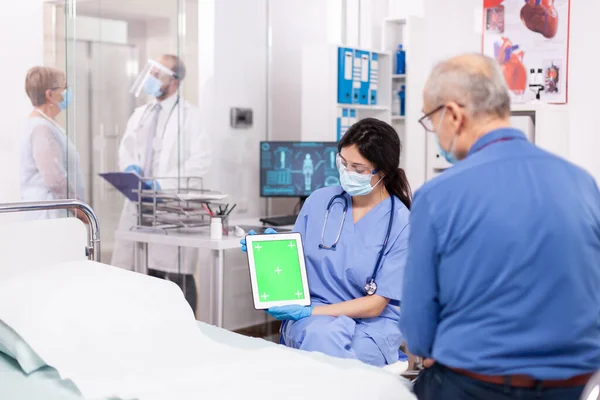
top-left (482, 0), bottom-right (571, 104)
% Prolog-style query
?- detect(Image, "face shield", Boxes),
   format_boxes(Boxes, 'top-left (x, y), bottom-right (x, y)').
top-left (130, 59), bottom-right (177, 98)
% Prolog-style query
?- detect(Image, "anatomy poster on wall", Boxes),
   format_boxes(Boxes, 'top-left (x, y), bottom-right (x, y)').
top-left (482, 0), bottom-right (570, 104)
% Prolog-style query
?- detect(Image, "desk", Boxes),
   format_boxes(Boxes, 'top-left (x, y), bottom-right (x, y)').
top-left (114, 218), bottom-right (289, 328)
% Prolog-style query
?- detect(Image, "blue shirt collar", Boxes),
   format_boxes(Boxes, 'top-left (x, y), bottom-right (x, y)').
top-left (467, 128), bottom-right (528, 157)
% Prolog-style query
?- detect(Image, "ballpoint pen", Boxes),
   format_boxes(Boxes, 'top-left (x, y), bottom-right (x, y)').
top-left (225, 204), bottom-right (237, 215)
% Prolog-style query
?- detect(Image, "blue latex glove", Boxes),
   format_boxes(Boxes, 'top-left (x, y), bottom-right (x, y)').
top-left (267, 305), bottom-right (313, 321)
top-left (240, 228), bottom-right (277, 252)
top-left (125, 164), bottom-right (143, 175)
top-left (143, 179), bottom-right (161, 191)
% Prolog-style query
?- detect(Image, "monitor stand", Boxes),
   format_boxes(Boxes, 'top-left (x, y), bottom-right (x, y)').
top-left (259, 196), bottom-right (308, 227)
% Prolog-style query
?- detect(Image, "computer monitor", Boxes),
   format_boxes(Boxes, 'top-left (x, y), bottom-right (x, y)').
top-left (260, 141), bottom-right (340, 197)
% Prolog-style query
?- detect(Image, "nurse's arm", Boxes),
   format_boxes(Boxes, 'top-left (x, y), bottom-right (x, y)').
top-left (398, 192), bottom-right (440, 359)
top-left (311, 295), bottom-right (389, 319)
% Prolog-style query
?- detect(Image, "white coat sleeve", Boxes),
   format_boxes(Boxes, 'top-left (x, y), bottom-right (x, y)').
top-left (160, 107), bottom-right (212, 189)
top-left (118, 112), bottom-right (139, 171)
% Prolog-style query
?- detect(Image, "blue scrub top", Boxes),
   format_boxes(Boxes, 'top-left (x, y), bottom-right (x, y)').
top-left (293, 185), bottom-right (410, 360)
top-left (400, 128), bottom-right (600, 379)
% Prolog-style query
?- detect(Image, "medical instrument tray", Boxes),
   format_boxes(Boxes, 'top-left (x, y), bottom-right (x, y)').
top-left (132, 177), bottom-right (228, 232)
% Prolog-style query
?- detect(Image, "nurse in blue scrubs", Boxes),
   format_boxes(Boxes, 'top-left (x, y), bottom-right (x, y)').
top-left (243, 118), bottom-right (412, 366)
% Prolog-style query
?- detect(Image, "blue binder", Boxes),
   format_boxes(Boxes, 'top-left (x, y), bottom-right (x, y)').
top-left (352, 49), bottom-right (362, 104)
top-left (337, 47), bottom-right (354, 104)
top-left (357, 50), bottom-right (370, 105)
top-left (369, 52), bottom-right (379, 105)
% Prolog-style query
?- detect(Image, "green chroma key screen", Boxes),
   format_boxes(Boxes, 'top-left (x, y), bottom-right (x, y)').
top-left (250, 239), bottom-right (306, 303)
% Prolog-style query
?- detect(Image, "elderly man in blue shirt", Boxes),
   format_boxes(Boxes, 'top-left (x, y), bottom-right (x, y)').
top-left (400, 53), bottom-right (600, 399)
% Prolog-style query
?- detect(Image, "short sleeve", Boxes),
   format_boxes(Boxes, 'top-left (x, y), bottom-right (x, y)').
top-left (372, 222), bottom-right (410, 304)
top-left (292, 195), bottom-right (312, 238)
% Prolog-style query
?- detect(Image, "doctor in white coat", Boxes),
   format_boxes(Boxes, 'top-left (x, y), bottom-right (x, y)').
top-left (111, 55), bottom-right (211, 313)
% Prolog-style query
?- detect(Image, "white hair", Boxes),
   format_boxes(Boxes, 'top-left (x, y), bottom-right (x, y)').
top-left (424, 53), bottom-right (511, 119)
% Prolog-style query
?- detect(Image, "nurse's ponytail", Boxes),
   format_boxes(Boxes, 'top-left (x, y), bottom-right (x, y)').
top-left (389, 167), bottom-right (412, 210)
top-left (338, 118), bottom-right (412, 210)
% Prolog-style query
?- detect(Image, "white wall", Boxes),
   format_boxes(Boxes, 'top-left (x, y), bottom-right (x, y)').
top-left (0, 0), bottom-right (44, 208)
top-left (419, 0), bottom-right (599, 183)
top-left (269, 0), bottom-right (329, 142)
top-left (567, 1), bottom-right (600, 181)
top-left (196, 0), bottom-right (268, 329)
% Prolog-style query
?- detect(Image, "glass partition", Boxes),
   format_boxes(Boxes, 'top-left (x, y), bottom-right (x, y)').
top-left (43, 0), bottom-right (199, 311)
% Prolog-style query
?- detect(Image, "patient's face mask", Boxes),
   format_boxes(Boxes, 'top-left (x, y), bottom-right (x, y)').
top-left (58, 89), bottom-right (72, 110)
top-left (337, 155), bottom-right (383, 196)
top-left (434, 109), bottom-right (458, 164)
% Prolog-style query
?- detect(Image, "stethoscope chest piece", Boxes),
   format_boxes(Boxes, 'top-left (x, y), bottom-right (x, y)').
top-left (364, 280), bottom-right (377, 296)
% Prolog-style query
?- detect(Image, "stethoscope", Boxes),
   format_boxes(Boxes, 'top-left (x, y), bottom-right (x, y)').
top-left (319, 191), bottom-right (395, 296)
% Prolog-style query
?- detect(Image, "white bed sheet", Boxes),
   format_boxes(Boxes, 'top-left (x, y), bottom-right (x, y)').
top-left (0, 260), bottom-right (415, 400)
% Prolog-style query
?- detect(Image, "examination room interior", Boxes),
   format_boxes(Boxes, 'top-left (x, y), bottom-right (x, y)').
top-left (0, 0), bottom-right (598, 337)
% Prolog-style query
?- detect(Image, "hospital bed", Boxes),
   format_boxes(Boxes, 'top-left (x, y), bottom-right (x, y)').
top-left (0, 200), bottom-right (415, 400)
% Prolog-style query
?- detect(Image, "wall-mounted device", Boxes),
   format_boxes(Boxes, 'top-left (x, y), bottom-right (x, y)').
top-left (230, 107), bottom-right (253, 129)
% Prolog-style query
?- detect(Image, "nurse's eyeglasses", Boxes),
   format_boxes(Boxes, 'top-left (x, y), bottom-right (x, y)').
top-left (336, 154), bottom-right (377, 176)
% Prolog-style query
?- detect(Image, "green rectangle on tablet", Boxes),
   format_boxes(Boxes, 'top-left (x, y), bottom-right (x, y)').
top-left (250, 239), bottom-right (307, 303)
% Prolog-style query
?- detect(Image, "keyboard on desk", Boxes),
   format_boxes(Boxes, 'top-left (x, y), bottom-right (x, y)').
top-left (259, 215), bottom-right (298, 227)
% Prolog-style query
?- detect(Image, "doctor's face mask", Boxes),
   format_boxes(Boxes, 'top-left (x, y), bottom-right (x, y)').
top-left (131, 59), bottom-right (176, 98)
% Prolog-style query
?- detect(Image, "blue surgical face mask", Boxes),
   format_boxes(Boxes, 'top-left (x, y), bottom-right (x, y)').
top-left (58, 89), bottom-right (71, 111)
top-left (338, 166), bottom-right (383, 197)
top-left (434, 108), bottom-right (458, 164)
top-left (143, 75), bottom-right (164, 98)
top-left (436, 135), bottom-right (458, 164)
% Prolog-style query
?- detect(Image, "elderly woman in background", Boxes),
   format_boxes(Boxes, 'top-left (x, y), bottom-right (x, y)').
top-left (20, 66), bottom-right (84, 220)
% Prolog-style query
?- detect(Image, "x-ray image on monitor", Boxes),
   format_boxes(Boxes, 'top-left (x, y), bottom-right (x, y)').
top-left (260, 141), bottom-right (340, 197)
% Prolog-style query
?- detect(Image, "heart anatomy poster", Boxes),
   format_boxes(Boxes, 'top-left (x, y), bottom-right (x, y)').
top-left (482, 0), bottom-right (571, 104)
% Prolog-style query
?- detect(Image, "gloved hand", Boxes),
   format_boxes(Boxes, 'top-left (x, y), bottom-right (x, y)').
top-left (240, 228), bottom-right (277, 252)
top-left (143, 179), bottom-right (161, 191)
top-left (267, 305), bottom-right (313, 321)
top-left (125, 164), bottom-right (143, 175)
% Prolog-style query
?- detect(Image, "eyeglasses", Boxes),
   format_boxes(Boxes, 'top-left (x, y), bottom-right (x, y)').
top-left (418, 103), bottom-right (466, 133)
top-left (336, 154), bottom-right (377, 176)
top-left (418, 105), bottom-right (444, 133)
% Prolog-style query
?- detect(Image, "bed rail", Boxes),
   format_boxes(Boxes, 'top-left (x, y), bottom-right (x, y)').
top-left (0, 200), bottom-right (101, 262)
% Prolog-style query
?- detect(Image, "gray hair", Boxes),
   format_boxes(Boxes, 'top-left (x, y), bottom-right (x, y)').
top-left (424, 53), bottom-right (511, 120)
top-left (162, 54), bottom-right (186, 81)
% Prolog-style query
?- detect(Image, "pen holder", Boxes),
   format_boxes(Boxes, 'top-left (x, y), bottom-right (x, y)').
top-left (220, 215), bottom-right (230, 235)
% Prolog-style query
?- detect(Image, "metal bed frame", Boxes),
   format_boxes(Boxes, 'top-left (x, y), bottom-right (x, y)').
top-left (0, 200), bottom-right (101, 262)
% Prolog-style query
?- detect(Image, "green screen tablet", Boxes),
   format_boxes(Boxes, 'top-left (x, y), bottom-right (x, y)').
top-left (246, 232), bottom-right (310, 310)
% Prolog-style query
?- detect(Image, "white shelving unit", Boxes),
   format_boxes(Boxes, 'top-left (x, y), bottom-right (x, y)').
top-left (300, 44), bottom-right (392, 142)
top-left (381, 16), bottom-right (428, 188)
top-left (299, 16), bottom-right (427, 189)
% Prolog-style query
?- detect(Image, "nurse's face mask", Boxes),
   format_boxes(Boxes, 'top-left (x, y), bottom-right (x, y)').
top-left (336, 154), bottom-right (383, 196)
top-left (130, 59), bottom-right (177, 98)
